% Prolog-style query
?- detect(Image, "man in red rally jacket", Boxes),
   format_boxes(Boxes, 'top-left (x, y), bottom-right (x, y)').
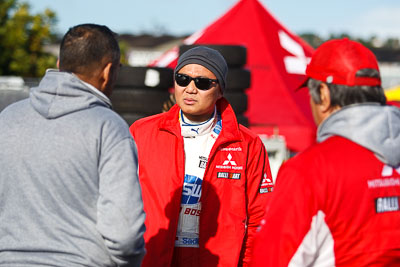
top-left (251, 38), bottom-right (400, 266)
top-left (130, 46), bottom-right (273, 267)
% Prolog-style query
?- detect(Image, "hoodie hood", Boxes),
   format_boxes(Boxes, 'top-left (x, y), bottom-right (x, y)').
top-left (30, 69), bottom-right (112, 119)
top-left (317, 103), bottom-right (400, 167)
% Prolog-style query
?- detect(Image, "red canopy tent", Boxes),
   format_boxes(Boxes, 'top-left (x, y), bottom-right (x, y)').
top-left (150, 0), bottom-right (316, 152)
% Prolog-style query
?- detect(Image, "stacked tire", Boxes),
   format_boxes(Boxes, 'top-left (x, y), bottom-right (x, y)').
top-left (0, 89), bottom-right (29, 112)
top-left (110, 66), bottom-right (174, 125)
top-left (179, 44), bottom-right (250, 126)
top-left (0, 77), bottom-right (31, 112)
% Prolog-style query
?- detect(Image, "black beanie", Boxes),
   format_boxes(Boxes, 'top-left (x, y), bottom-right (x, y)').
top-left (174, 46), bottom-right (228, 92)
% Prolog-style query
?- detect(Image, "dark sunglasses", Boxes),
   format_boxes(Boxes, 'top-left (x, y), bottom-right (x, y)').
top-left (175, 73), bottom-right (218, 90)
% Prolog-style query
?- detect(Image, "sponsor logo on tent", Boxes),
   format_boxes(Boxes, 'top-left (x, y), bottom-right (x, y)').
top-left (278, 30), bottom-right (311, 75)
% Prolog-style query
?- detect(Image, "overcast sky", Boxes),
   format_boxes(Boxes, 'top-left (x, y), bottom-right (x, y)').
top-left (28, 0), bottom-right (400, 39)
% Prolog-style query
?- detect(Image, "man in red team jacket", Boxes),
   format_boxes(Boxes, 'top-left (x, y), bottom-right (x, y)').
top-left (251, 39), bottom-right (400, 266)
top-left (131, 46), bottom-right (273, 267)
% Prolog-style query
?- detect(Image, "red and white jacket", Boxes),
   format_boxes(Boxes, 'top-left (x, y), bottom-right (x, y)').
top-left (251, 104), bottom-right (400, 266)
top-left (130, 98), bottom-right (273, 267)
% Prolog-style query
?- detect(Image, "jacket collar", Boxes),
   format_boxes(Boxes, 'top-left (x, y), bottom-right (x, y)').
top-left (317, 103), bottom-right (400, 167)
top-left (159, 97), bottom-right (242, 143)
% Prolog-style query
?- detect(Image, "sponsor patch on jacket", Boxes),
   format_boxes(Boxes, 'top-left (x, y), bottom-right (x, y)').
top-left (368, 178), bottom-right (400, 188)
top-left (375, 196), bottom-right (399, 213)
top-left (259, 173), bottom-right (274, 193)
top-left (217, 172), bottom-right (241, 180)
top-left (219, 147), bottom-right (243, 152)
top-left (198, 156), bottom-right (207, 169)
top-left (216, 153), bottom-right (244, 171)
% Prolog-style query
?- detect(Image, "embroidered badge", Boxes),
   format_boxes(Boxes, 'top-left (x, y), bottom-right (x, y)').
top-left (259, 173), bottom-right (274, 193)
top-left (217, 172), bottom-right (241, 180)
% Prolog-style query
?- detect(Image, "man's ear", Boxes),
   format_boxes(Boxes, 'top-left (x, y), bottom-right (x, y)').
top-left (217, 86), bottom-right (223, 100)
top-left (99, 62), bottom-right (112, 92)
top-left (57, 59), bottom-right (60, 69)
top-left (319, 83), bottom-right (332, 113)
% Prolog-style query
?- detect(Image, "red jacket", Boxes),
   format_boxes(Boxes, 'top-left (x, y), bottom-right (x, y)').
top-left (251, 136), bottom-right (400, 266)
top-left (130, 98), bottom-right (273, 267)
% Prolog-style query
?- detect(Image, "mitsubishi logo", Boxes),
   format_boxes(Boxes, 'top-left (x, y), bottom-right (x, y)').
top-left (223, 153), bottom-right (237, 166)
top-left (382, 165), bottom-right (400, 176)
top-left (278, 30), bottom-right (310, 75)
top-left (262, 173), bottom-right (272, 183)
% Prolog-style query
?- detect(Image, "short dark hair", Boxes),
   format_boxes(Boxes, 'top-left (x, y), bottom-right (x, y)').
top-left (59, 24), bottom-right (120, 75)
top-left (307, 68), bottom-right (386, 107)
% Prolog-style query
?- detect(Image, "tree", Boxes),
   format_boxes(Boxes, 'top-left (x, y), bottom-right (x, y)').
top-left (0, 0), bottom-right (57, 77)
top-left (118, 40), bottom-right (129, 65)
top-left (298, 32), bottom-right (324, 48)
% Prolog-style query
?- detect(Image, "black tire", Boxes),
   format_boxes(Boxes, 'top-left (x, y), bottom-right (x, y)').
top-left (226, 68), bottom-right (250, 91)
top-left (23, 77), bottom-right (41, 88)
top-left (179, 44), bottom-right (247, 67)
top-left (116, 66), bottom-right (174, 89)
top-left (110, 89), bottom-right (170, 114)
top-left (224, 92), bottom-right (248, 114)
top-left (0, 89), bottom-right (29, 112)
top-left (236, 114), bottom-right (249, 127)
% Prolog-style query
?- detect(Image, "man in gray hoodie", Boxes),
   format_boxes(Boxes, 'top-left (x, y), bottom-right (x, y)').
top-left (0, 24), bottom-right (146, 266)
top-left (251, 38), bottom-right (400, 266)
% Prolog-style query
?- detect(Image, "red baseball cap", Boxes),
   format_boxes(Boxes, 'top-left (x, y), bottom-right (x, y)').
top-left (299, 38), bottom-right (381, 88)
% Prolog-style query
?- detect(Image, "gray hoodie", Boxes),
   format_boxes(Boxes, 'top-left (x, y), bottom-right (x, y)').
top-left (317, 103), bottom-right (400, 167)
top-left (0, 70), bottom-right (146, 266)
